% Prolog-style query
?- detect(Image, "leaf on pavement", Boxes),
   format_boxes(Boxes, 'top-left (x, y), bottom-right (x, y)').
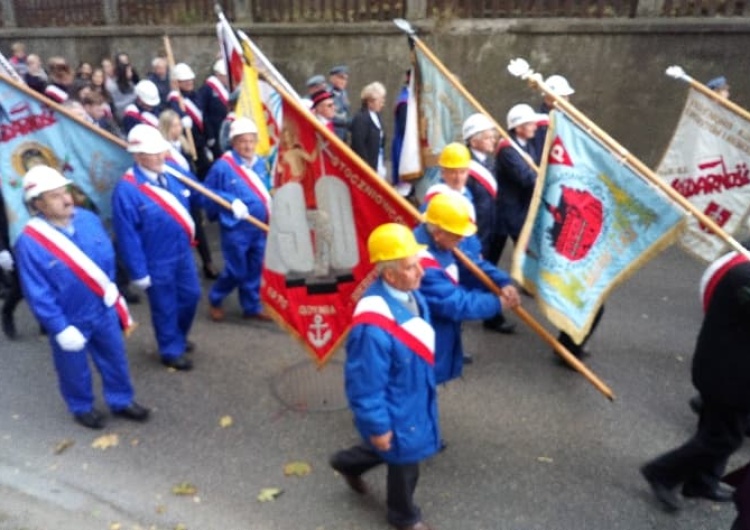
top-left (537, 456), bottom-right (554, 463)
top-left (172, 482), bottom-right (198, 496)
top-left (91, 434), bottom-right (119, 450)
top-left (283, 460), bottom-right (312, 477)
top-left (257, 487), bottom-right (283, 502)
top-left (174, 524), bottom-right (188, 530)
top-left (219, 415), bottom-right (233, 428)
top-left (54, 438), bottom-right (74, 455)
top-left (109, 524), bottom-right (121, 530)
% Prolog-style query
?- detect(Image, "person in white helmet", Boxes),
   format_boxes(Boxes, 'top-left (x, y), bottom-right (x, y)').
top-left (14, 165), bottom-right (149, 429)
top-left (532, 74), bottom-right (575, 158)
top-left (168, 62), bottom-right (211, 178)
top-left (203, 117), bottom-right (272, 323)
top-left (198, 59), bottom-right (230, 159)
top-left (121, 79), bottom-right (162, 134)
top-left (112, 124), bottom-right (202, 371)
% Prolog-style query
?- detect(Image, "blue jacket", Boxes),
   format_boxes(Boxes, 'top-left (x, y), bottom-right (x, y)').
top-left (414, 224), bottom-right (501, 383)
top-left (494, 134), bottom-right (538, 239)
top-left (202, 150), bottom-right (270, 237)
top-left (345, 278), bottom-right (441, 464)
top-left (111, 161), bottom-right (199, 281)
top-left (458, 233), bottom-right (512, 293)
top-left (15, 209), bottom-right (115, 336)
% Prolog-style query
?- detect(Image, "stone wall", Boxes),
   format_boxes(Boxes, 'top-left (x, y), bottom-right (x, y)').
top-left (2, 19), bottom-right (748, 165)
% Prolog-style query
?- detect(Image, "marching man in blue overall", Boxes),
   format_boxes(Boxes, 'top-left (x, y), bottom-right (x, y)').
top-left (15, 165), bottom-right (149, 429)
top-left (112, 124), bottom-right (201, 371)
top-left (203, 117), bottom-right (271, 322)
top-left (330, 223), bottom-right (440, 530)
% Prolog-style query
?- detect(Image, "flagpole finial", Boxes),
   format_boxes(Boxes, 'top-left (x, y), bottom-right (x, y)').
top-left (507, 58), bottom-right (533, 80)
top-left (214, 3), bottom-right (223, 15)
top-left (666, 65), bottom-right (690, 82)
top-left (393, 18), bottom-right (416, 36)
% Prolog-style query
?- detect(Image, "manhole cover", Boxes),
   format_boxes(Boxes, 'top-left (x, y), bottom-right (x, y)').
top-left (271, 359), bottom-right (347, 412)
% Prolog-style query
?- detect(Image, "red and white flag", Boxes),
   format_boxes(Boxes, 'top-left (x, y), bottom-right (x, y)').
top-left (216, 12), bottom-right (244, 91)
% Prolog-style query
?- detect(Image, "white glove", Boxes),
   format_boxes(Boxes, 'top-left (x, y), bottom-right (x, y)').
top-left (55, 325), bottom-right (87, 352)
top-left (0, 250), bottom-right (13, 272)
top-left (231, 199), bottom-right (249, 220)
top-left (181, 115), bottom-right (193, 130)
top-left (103, 283), bottom-right (119, 307)
top-left (132, 276), bottom-right (152, 290)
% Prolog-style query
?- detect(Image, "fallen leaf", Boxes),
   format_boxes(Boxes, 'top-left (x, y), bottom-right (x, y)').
top-left (91, 434), bottom-right (119, 450)
top-left (257, 487), bottom-right (283, 502)
top-left (130, 438), bottom-right (140, 447)
top-left (54, 439), bottom-right (74, 455)
top-left (155, 504), bottom-right (166, 514)
top-left (172, 482), bottom-right (197, 496)
top-left (537, 456), bottom-right (554, 463)
top-left (283, 460), bottom-right (312, 477)
top-left (109, 524), bottom-right (121, 530)
top-left (219, 415), bottom-right (233, 428)
top-left (174, 524), bottom-right (188, 530)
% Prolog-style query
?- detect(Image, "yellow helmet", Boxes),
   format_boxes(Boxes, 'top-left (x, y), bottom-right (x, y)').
top-left (438, 142), bottom-right (471, 169)
top-left (424, 193), bottom-right (477, 237)
top-left (367, 223), bottom-right (427, 263)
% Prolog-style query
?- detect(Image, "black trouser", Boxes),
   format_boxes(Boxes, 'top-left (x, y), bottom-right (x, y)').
top-left (331, 444), bottom-right (421, 527)
top-left (557, 305), bottom-right (605, 357)
top-left (2, 268), bottom-right (23, 318)
top-left (486, 233), bottom-right (517, 267)
top-left (644, 399), bottom-right (747, 491)
top-left (190, 205), bottom-right (213, 269)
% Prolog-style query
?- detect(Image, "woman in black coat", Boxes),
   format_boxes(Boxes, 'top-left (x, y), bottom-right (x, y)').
top-left (349, 82), bottom-right (387, 179)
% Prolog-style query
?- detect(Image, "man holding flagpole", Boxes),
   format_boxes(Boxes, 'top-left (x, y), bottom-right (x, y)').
top-left (112, 125), bottom-right (201, 371)
top-left (15, 165), bottom-right (148, 429)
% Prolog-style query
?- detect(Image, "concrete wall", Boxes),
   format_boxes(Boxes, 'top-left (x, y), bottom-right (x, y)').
top-left (2, 19), bottom-right (748, 166)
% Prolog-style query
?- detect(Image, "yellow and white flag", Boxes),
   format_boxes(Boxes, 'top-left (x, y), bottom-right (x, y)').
top-left (237, 41), bottom-right (271, 156)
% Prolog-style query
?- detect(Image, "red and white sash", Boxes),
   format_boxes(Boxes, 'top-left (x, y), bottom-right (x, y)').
top-left (24, 217), bottom-right (133, 331)
top-left (699, 251), bottom-right (749, 311)
top-left (352, 295), bottom-right (435, 366)
top-left (168, 91), bottom-right (204, 131)
top-left (123, 104), bottom-right (159, 127)
top-left (206, 76), bottom-right (229, 106)
top-left (44, 84), bottom-right (69, 103)
top-left (123, 170), bottom-right (195, 241)
top-left (468, 159), bottom-right (497, 199)
top-left (221, 152), bottom-right (272, 216)
top-left (418, 248), bottom-right (458, 285)
top-left (423, 184), bottom-right (476, 223)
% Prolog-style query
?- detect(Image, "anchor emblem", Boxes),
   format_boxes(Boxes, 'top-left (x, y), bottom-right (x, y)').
top-left (307, 314), bottom-right (332, 348)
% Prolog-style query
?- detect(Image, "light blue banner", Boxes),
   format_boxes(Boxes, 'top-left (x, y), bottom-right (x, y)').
top-left (0, 78), bottom-right (132, 243)
top-left (513, 112), bottom-right (684, 342)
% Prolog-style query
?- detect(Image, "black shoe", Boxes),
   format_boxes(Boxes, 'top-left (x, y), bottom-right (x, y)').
top-left (74, 409), bottom-right (106, 430)
top-left (483, 318), bottom-right (516, 334)
top-left (39, 325), bottom-right (47, 336)
top-left (682, 483), bottom-right (734, 502)
top-left (121, 289), bottom-right (141, 304)
top-left (688, 395), bottom-right (703, 415)
top-left (203, 264), bottom-right (219, 280)
top-left (641, 465), bottom-right (682, 512)
top-left (439, 439), bottom-right (448, 452)
top-left (161, 355), bottom-right (193, 371)
top-left (462, 353), bottom-right (474, 365)
top-left (2, 312), bottom-right (17, 340)
top-left (112, 402), bottom-right (150, 422)
top-left (185, 340), bottom-right (195, 353)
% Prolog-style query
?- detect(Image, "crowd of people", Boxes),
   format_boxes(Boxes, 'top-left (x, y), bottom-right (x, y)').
top-left (0, 40), bottom-right (748, 530)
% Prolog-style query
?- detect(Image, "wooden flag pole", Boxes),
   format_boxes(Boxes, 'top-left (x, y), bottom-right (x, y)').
top-left (162, 35), bottom-right (198, 161)
top-left (666, 65), bottom-right (750, 124)
top-left (260, 67), bottom-right (615, 401)
top-left (393, 18), bottom-right (539, 173)
top-left (508, 58), bottom-right (750, 262)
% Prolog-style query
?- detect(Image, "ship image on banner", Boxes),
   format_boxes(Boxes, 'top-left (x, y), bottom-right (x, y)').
top-left (0, 75), bottom-right (132, 243)
top-left (513, 112), bottom-right (684, 344)
top-left (656, 87), bottom-right (750, 262)
top-left (262, 96), bottom-right (415, 365)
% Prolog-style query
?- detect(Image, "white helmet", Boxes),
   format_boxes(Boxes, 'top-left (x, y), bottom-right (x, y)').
top-left (135, 80), bottom-right (160, 107)
top-left (230, 117), bottom-right (258, 139)
top-left (506, 104), bottom-right (543, 130)
top-left (213, 59), bottom-right (227, 76)
top-left (545, 75), bottom-right (575, 97)
top-left (462, 113), bottom-right (495, 141)
top-left (127, 124), bottom-right (170, 154)
top-left (23, 165), bottom-right (71, 202)
top-left (172, 62), bottom-right (195, 82)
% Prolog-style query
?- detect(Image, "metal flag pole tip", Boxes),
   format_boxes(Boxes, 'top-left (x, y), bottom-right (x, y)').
top-left (214, 3), bottom-right (223, 15)
top-left (507, 58), bottom-right (532, 79)
top-left (393, 18), bottom-right (415, 35)
top-left (665, 65), bottom-right (691, 82)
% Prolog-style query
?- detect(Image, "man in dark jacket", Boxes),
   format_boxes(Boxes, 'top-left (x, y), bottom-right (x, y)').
top-left (642, 247), bottom-right (750, 511)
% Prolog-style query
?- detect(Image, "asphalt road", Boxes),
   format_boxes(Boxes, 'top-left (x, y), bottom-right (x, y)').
top-left (0, 240), bottom-right (746, 530)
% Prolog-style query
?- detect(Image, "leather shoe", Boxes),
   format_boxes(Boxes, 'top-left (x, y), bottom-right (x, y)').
top-left (2, 312), bottom-right (17, 340)
top-left (112, 402), bottom-right (150, 422)
top-left (209, 305), bottom-right (225, 322)
top-left (185, 340), bottom-right (196, 353)
top-left (641, 465), bottom-right (682, 512)
top-left (483, 318), bottom-right (516, 334)
top-left (74, 409), bottom-right (106, 430)
top-left (682, 482), bottom-right (734, 502)
top-left (688, 395), bottom-right (703, 415)
top-left (162, 356), bottom-right (193, 371)
top-left (203, 263), bottom-right (219, 280)
top-left (391, 521), bottom-right (434, 530)
top-left (340, 473), bottom-right (368, 495)
top-left (462, 353), bottom-right (474, 365)
top-left (243, 311), bottom-right (273, 322)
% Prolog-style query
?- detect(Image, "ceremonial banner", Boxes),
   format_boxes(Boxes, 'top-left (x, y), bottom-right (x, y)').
top-left (216, 12), bottom-right (244, 91)
top-left (513, 112), bottom-right (684, 343)
top-left (656, 87), bottom-right (750, 262)
top-left (263, 97), bottom-right (416, 365)
top-left (397, 67), bottom-right (421, 181)
top-left (0, 75), bottom-right (131, 243)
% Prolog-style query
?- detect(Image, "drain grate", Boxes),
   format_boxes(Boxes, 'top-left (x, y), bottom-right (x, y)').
top-left (271, 359), bottom-right (347, 412)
